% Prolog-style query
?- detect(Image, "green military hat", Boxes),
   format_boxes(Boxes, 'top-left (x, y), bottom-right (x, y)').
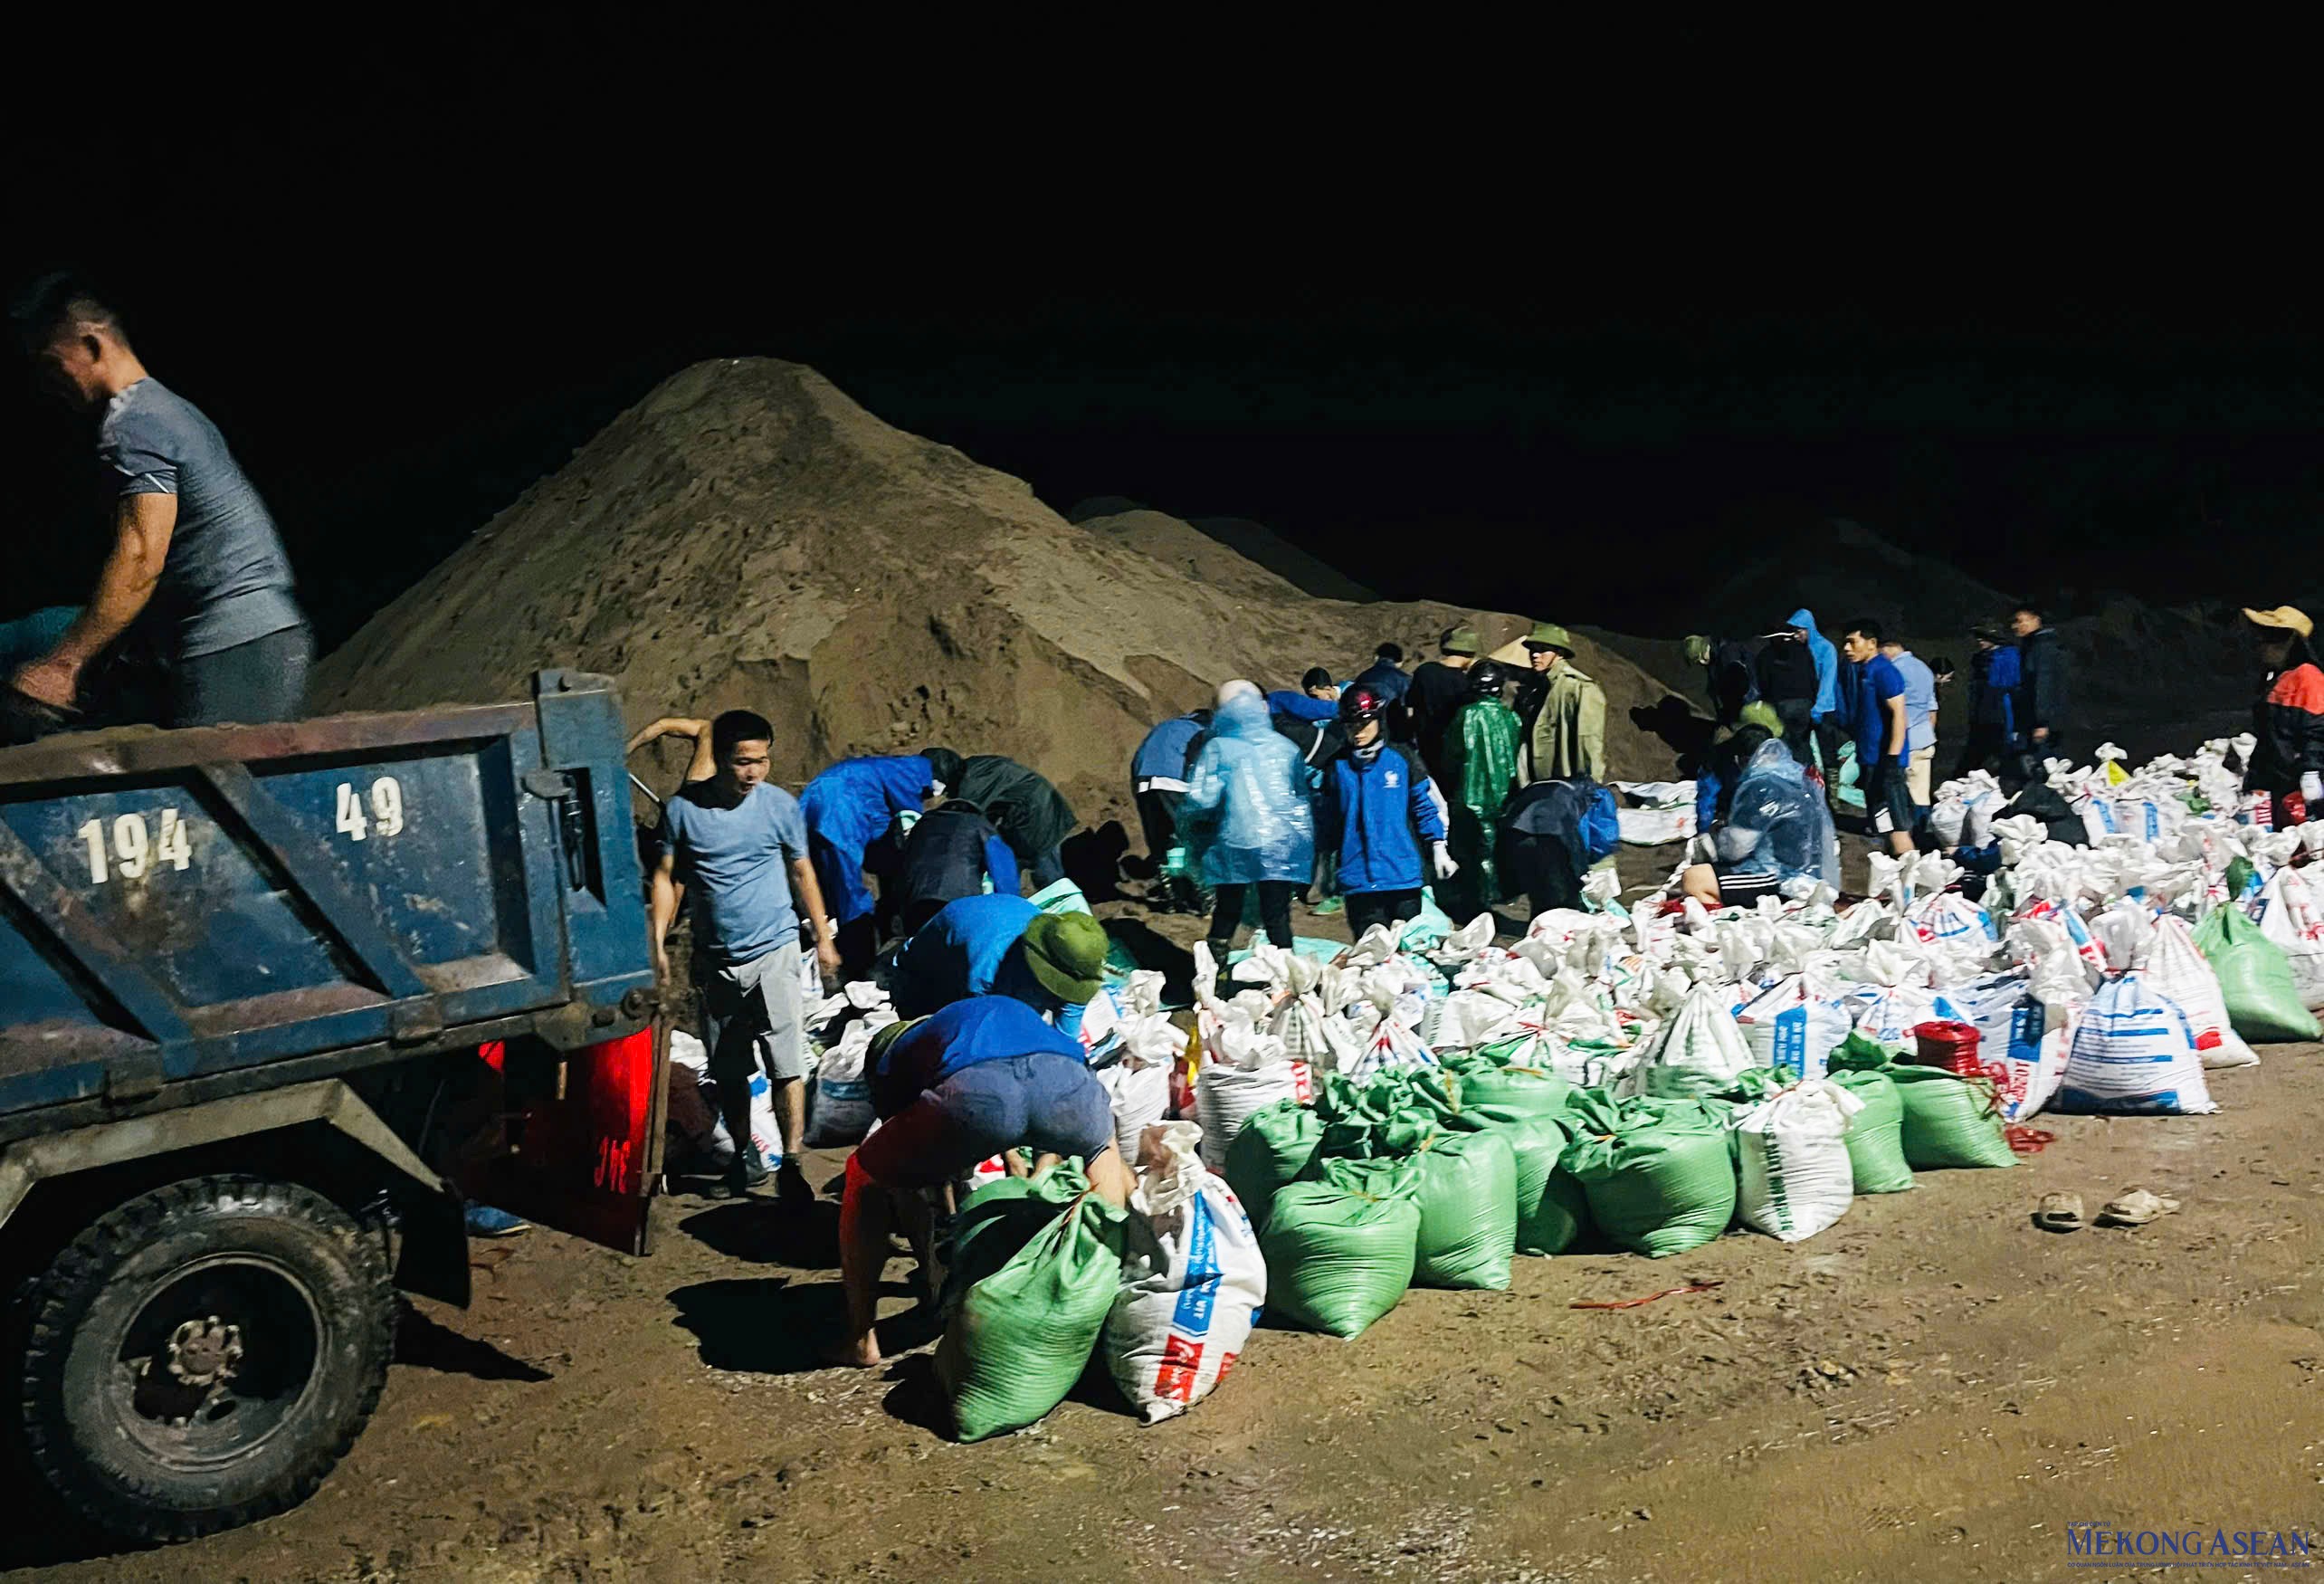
top-left (1525, 621), bottom-right (1576, 656)
top-left (1021, 912), bottom-right (1108, 1006)
top-left (1442, 625), bottom-right (1482, 656)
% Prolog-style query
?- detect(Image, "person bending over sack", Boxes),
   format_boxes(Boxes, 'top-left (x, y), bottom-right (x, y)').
top-left (890, 892), bottom-right (1107, 1038)
top-left (828, 997), bottom-right (1132, 1367)
top-left (876, 798), bottom-right (1019, 940)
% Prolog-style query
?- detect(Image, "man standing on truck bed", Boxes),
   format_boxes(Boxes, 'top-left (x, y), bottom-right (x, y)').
top-left (9, 274), bottom-right (310, 727)
top-left (647, 710), bottom-right (842, 1203)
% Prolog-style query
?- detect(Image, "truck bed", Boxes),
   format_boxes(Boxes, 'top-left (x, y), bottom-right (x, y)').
top-left (0, 672), bottom-right (653, 1139)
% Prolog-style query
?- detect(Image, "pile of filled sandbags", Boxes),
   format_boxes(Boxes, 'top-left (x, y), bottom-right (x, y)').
top-left (858, 736), bottom-right (2317, 1442)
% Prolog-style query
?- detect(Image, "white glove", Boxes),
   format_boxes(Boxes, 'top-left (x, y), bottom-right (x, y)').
top-left (2302, 771), bottom-right (2323, 804)
top-left (1430, 843), bottom-right (1459, 881)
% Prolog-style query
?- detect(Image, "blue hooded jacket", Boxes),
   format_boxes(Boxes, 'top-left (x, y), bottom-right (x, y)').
top-left (1319, 740), bottom-right (1448, 893)
top-left (1132, 712), bottom-right (1207, 784)
top-left (872, 996), bottom-right (1085, 1118)
top-left (1178, 692), bottom-right (1318, 886)
top-left (1788, 608), bottom-right (1839, 721)
top-left (801, 754), bottom-right (934, 925)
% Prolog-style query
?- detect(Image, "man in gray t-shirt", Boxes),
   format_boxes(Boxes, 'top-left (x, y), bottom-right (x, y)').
top-left (11, 275), bottom-right (310, 728)
top-left (648, 708), bottom-right (842, 1202)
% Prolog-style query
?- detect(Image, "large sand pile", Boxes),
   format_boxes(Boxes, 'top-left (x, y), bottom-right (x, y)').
top-left (1066, 499), bottom-right (1380, 603)
top-left (316, 360), bottom-right (1686, 823)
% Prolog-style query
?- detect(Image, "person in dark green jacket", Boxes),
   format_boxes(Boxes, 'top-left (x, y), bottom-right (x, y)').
top-left (955, 755), bottom-right (1079, 889)
top-left (1441, 661), bottom-right (1521, 920)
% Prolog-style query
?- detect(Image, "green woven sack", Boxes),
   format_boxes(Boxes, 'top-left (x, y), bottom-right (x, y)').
top-left (1887, 1064), bottom-right (2017, 1170)
top-left (936, 1166), bottom-right (1128, 1442)
top-left (1396, 1060), bottom-right (1583, 1256)
top-left (2194, 904), bottom-right (2323, 1043)
top-left (1408, 1130), bottom-right (1517, 1289)
top-left (1326, 1128), bottom-right (1517, 1291)
top-left (1559, 1093), bottom-right (1738, 1259)
top-left (1472, 1103), bottom-right (1589, 1255)
top-left (1626, 1092), bottom-right (1747, 1176)
top-left (1451, 1059), bottom-right (1575, 1118)
top-left (1825, 1066), bottom-right (1913, 1194)
top-left (1260, 1181), bottom-right (1421, 1338)
top-left (941, 1164), bottom-right (1081, 1309)
top-left (1223, 1100), bottom-right (1326, 1234)
top-left (1714, 1067), bottom-right (1788, 1103)
top-left (1314, 1071), bottom-right (1425, 1159)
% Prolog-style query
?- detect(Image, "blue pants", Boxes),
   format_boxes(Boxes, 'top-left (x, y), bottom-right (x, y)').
top-left (855, 1053), bottom-right (1112, 1188)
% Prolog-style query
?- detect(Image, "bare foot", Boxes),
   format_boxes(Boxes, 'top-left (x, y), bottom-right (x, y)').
top-left (820, 1333), bottom-right (882, 1369)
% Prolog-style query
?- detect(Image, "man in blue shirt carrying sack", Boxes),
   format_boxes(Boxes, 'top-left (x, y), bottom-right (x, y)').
top-left (650, 710), bottom-right (842, 1203)
top-left (1842, 620), bottom-right (1915, 859)
top-left (11, 274), bottom-right (310, 727)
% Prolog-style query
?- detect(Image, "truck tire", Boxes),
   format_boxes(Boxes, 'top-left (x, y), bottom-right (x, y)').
top-left (15, 1175), bottom-right (395, 1541)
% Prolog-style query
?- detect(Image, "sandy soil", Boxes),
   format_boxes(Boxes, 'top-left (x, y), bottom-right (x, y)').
top-left (9, 869), bottom-right (2319, 1584)
top-left (309, 360), bottom-right (1691, 832)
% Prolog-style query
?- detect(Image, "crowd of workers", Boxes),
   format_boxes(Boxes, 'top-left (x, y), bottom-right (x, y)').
top-left (1132, 623), bottom-right (1616, 950)
top-left (9, 280), bottom-right (2324, 1369)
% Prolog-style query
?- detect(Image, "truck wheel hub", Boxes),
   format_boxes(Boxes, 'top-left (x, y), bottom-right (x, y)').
top-left (165, 1315), bottom-right (243, 1388)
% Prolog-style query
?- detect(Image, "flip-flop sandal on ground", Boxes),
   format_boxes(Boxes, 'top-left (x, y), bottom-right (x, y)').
top-left (2033, 1192), bottom-right (2085, 1233)
top-left (2096, 1189), bottom-right (2181, 1227)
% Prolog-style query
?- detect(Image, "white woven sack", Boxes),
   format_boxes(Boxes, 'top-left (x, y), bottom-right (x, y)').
top-left (1736, 1081), bottom-right (1863, 1242)
top-left (1194, 1010), bottom-right (1298, 1169)
top-left (2255, 864), bottom-right (2324, 1012)
top-left (2144, 914), bottom-right (2258, 1069)
top-left (2053, 972), bottom-right (2216, 1115)
top-left (1098, 1010), bottom-right (1181, 1163)
top-left (1106, 1122), bottom-right (1267, 1424)
top-left (1734, 975), bottom-right (1853, 1081)
top-left (805, 1017), bottom-right (877, 1144)
top-left (1619, 981), bottom-right (1752, 1098)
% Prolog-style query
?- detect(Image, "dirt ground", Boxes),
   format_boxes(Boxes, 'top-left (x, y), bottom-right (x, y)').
top-left (9, 864), bottom-right (2321, 1584)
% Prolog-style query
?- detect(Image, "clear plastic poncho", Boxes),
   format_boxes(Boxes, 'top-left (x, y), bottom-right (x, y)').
top-left (1180, 692), bottom-right (1318, 886)
top-left (1712, 740), bottom-right (1838, 889)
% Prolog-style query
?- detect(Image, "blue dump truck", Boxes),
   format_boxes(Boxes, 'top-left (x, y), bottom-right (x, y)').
top-left (0, 670), bottom-right (664, 1541)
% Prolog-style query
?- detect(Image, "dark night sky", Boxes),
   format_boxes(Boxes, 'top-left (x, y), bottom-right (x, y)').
top-left (6, 45), bottom-right (2318, 650)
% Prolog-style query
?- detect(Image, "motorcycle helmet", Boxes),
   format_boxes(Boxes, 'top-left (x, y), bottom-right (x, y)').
top-left (1337, 684), bottom-right (1387, 727)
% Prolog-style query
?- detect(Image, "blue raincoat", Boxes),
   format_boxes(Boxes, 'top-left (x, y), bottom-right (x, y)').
top-left (1712, 740), bottom-right (1838, 888)
top-left (801, 754), bottom-right (935, 926)
top-left (1178, 692), bottom-right (1317, 886)
top-left (1788, 607), bottom-right (1839, 722)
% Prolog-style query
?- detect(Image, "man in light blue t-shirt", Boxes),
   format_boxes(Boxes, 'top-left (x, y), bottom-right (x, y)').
top-left (11, 275), bottom-right (310, 727)
top-left (649, 709), bottom-right (840, 1201)
top-left (1881, 636), bottom-right (1938, 818)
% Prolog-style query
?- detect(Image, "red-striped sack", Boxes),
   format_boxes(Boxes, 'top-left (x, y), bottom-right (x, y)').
top-left (1105, 1123), bottom-right (1268, 1423)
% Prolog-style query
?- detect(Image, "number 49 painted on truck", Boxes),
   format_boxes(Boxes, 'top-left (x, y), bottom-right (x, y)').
top-left (335, 777), bottom-right (407, 842)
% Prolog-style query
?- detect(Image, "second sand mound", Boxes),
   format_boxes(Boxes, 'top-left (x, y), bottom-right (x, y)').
top-left (315, 359), bottom-right (1687, 822)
